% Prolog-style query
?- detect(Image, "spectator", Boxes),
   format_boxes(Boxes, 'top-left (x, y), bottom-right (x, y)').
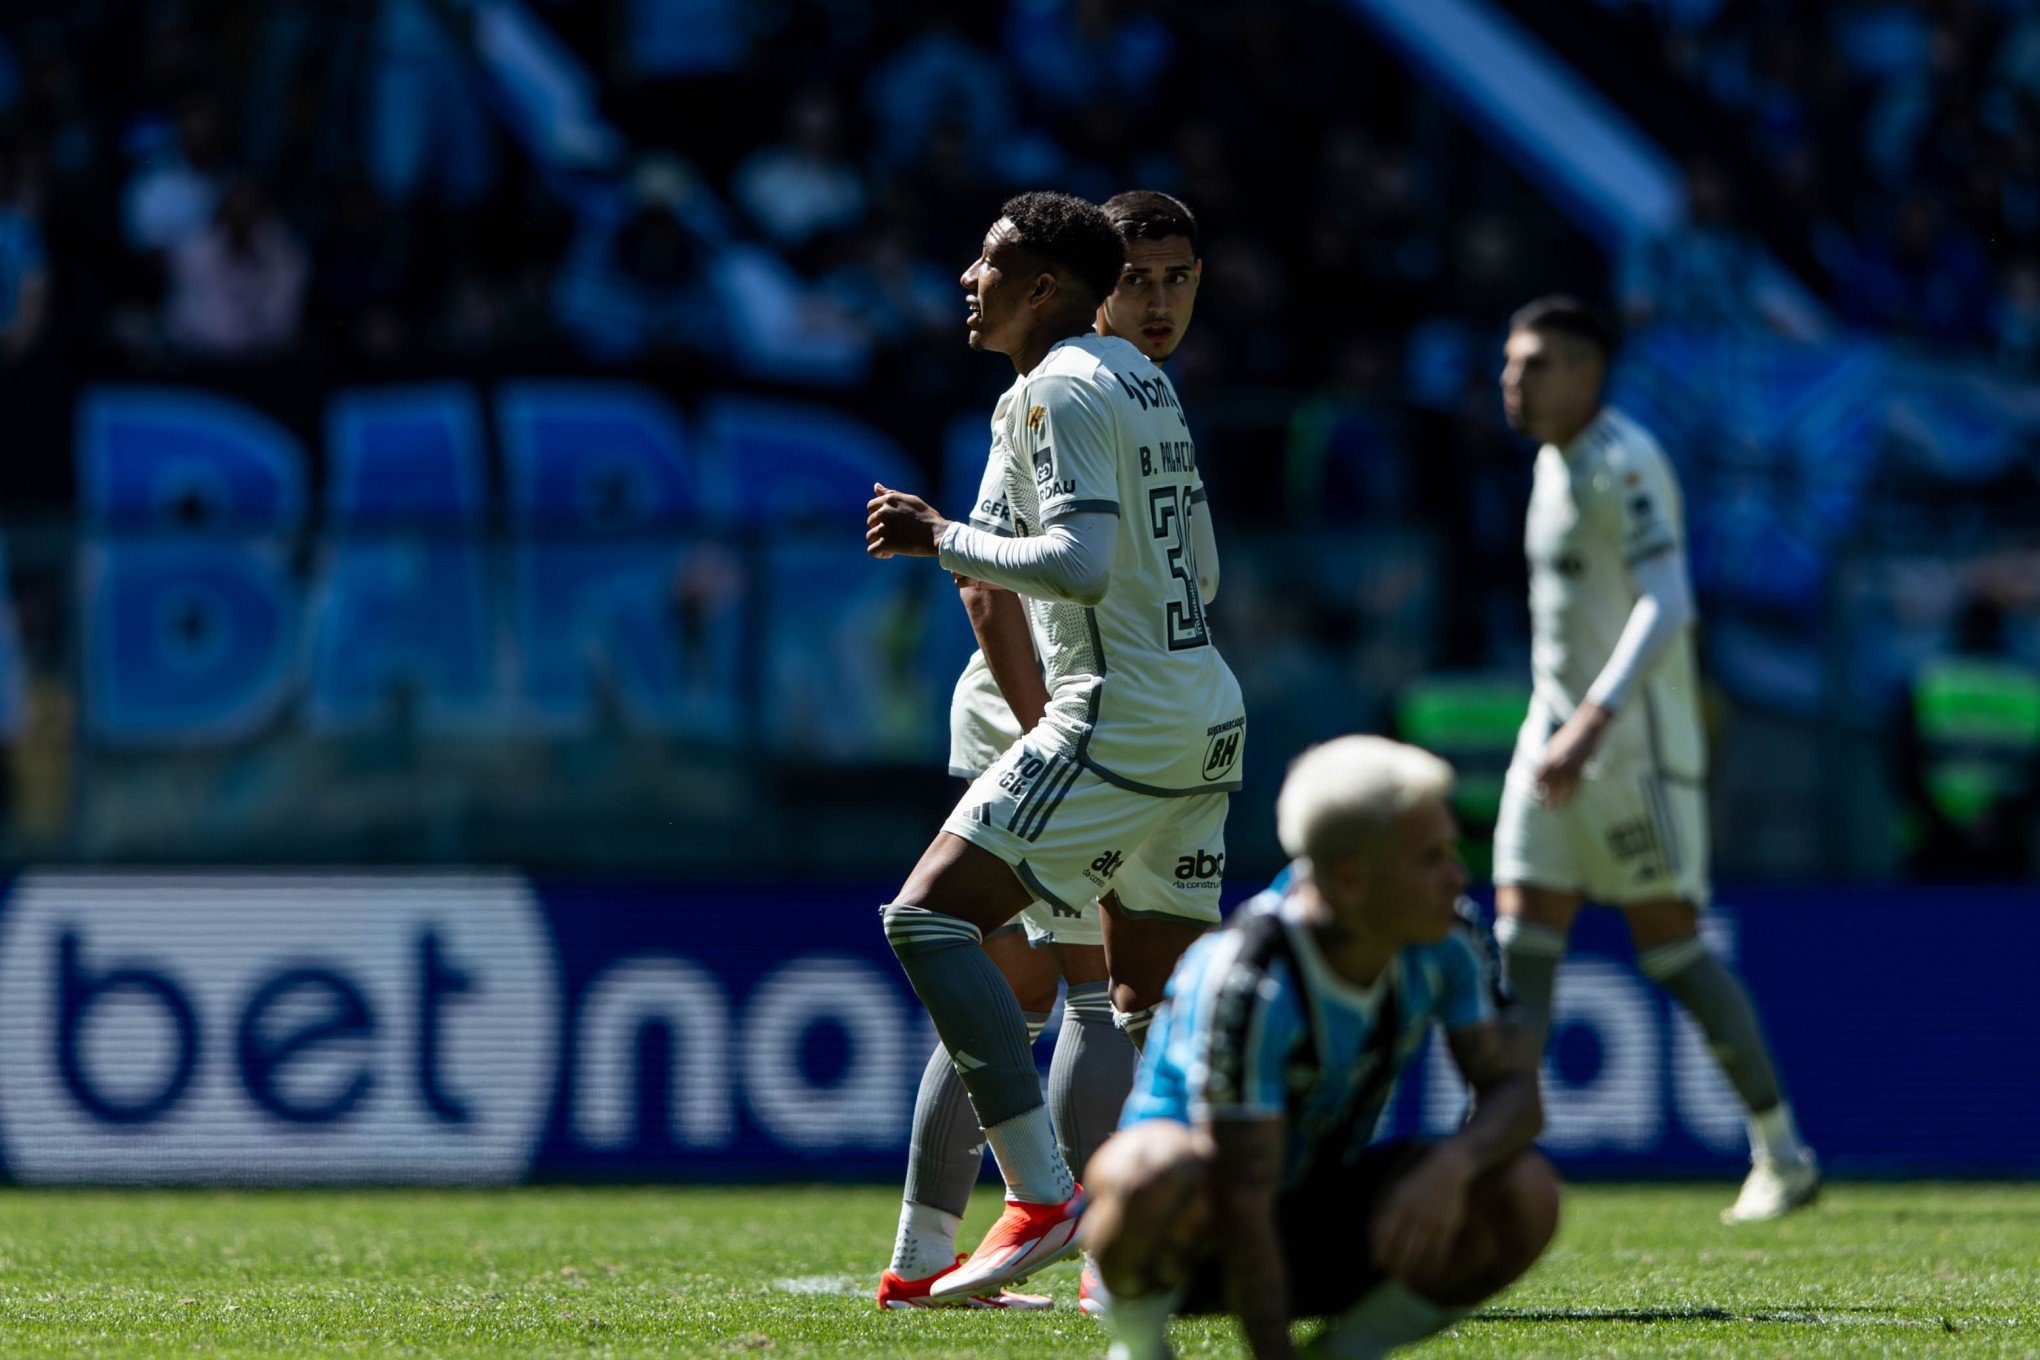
top-left (162, 178), bottom-right (308, 359)
top-left (366, 0), bottom-right (498, 209)
top-left (553, 154), bottom-right (727, 363)
top-left (122, 92), bottom-right (229, 255)
top-left (0, 139), bottom-right (50, 364)
top-left (731, 86), bottom-right (866, 255)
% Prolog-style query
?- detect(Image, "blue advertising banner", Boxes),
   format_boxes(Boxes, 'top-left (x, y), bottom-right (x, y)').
top-left (0, 871), bottom-right (2031, 1184)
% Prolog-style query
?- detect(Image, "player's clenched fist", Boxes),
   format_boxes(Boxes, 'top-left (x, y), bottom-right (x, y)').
top-left (866, 482), bottom-right (951, 559)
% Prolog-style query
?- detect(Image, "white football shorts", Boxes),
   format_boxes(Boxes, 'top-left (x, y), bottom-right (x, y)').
top-left (1493, 756), bottom-right (1710, 908)
top-left (944, 730), bottom-right (1231, 929)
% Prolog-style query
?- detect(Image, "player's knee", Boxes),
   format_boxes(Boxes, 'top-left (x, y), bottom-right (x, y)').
top-left (1482, 1150), bottom-right (1562, 1264)
top-left (1084, 1122), bottom-right (1214, 1289)
top-left (879, 902), bottom-right (980, 958)
top-left (1111, 978), bottom-right (1165, 1018)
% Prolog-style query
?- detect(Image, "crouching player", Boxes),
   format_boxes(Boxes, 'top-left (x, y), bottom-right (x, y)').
top-left (1082, 736), bottom-right (1558, 1360)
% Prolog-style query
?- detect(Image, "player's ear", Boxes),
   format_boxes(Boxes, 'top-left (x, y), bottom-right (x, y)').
top-left (1028, 270), bottom-right (1058, 310)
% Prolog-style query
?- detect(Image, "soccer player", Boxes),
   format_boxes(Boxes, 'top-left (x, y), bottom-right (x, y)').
top-left (1493, 295), bottom-right (1819, 1223)
top-left (866, 190), bottom-right (1244, 1300)
top-left (1084, 736), bottom-right (1558, 1360)
top-left (880, 191), bottom-right (1210, 1309)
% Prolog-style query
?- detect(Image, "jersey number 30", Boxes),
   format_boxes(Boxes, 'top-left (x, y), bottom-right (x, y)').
top-left (1147, 486), bottom-right (1211, 651)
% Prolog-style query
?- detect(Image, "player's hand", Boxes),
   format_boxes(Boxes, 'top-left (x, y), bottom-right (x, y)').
top-left (1534, 702), bottom-right (1613, 809)
top-left (1368, 1144), bottom-right (1474, 1283)
top-left (866, 483), bottom-right (950, 559)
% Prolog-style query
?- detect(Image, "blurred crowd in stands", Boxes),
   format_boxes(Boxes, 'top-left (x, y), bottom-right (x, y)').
top-left (1607, 0), bottom-right (2040, 368)
top-left (0, 0), bottom-right (2026, 874)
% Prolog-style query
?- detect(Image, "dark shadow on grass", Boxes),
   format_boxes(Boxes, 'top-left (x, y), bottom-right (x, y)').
top-left (1475, 1306), bottom-right (1920, 1325)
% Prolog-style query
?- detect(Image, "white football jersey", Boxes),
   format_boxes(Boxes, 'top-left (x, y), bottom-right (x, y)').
top-left (1521, 406), bottom-right (1704, 778)
top-left (989, 334), bottom-right (1244, 793)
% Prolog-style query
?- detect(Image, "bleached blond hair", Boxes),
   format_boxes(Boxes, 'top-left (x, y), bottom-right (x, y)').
top-left (1275, 735), bottom-right (1456, 872)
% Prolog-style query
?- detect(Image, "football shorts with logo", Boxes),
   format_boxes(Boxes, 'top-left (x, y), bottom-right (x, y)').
top-left (943, 726), bottom-right (1232, 930)
top-left (1493, 707), bottom-right (1710, 908)
top-left (948, 651), bottom-right (1107, 947)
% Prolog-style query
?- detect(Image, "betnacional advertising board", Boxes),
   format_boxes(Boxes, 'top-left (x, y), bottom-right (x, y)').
top-left (0, 872), bottom-right (2029, 1184)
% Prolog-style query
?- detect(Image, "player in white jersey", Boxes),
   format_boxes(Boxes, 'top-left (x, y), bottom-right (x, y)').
top-left (867, 192), bottom-right (1244, 1300)
top-left (1493, 296), bottom-right (1818, 1223)
top-left (881, 192), bottom-right (1212, 1311)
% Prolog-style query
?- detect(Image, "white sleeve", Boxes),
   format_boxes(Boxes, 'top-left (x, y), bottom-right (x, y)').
top-left (1022, 373), bottom-right (1121, 524)
top-left (938, 512), bottom-right (1116, 606)
top-left (1189, 498), bottom-right (1219, 604)
top-left (1584, 548), bottom-right (1694, 712)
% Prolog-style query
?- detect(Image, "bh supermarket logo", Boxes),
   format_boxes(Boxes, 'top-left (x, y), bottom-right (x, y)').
top-left (0, 872), bottom-right (558, 1184)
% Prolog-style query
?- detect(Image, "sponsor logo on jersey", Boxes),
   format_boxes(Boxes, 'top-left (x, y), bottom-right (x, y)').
top-left (1174, 850), bottom-right (1225, 882)
top-left (1114, 371), bottom-right (1186, 425)
top-left (1083, 849), bottom-right (1125, 886)
top-left (1050, 899), bottom-right (1083, 919)
top-left (1030, 446), bottom-right (1073, 500)
top-left (1203, 727), bottom-right (1242, 782)
top-left (1607, 819), bottom-right (1658, 863)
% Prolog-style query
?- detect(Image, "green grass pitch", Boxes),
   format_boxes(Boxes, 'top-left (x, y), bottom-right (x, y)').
top-left (0, 1182), bottom-right (2031, 1357)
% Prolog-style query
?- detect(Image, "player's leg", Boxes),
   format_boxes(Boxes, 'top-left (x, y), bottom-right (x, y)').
top-left (1044, 938), bottom-right (1133, 1183)
top-left (1045, 927), bottom-right (1137, 1319)
top-left (1098, 901), bottom-right (1207, 1050)
top-left (883, 827), bottom-right (1070, 1203)
top-left (899, 742), bottom-right (1163, 1298)
top-left (1597, 774), bottom-right (1816, 1221)
top-left (1100, 794), bottom-right (1229, 1050)
top-left (1491, 765), bottom-right (1589, 1049)
top-left (885, 922), bottom-right (1062, 1303)
top-left (1491, 883), bottom-right (1581, 1049)
top-left (1621, 895), bottom-right (1818, 1222)
top-left (1303, 1145), bottom-right (1560, 1358)
top-left (1082, 1120), bottom-right (1216, 1360)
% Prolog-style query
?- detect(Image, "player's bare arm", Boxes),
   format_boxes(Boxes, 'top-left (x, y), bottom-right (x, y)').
top-left (960, 580), bottom-right (1050, 730)
top-left (1370, 1018), bottom-right (1543, 1281)
top-left (1204, 1114), bottom-right (1300, 1360)
top-left (866, 482), bottom-right (950, 559)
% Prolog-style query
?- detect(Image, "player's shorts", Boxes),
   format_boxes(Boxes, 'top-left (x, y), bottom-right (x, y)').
top-left (944, 731), bottom-right (1230, 928)
top-left (1494, 757), bottom-right (1710, 908)
top-left (1180, 1138), bottom-right (1432, 1318)
top-left (948, 653), bottom-right (1022, 779)
top-left (1008, 855), bottom-right (1176, 949)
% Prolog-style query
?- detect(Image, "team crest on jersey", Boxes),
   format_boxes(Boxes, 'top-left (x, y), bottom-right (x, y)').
top-left (1027, 405), bottom-right (1046, 433)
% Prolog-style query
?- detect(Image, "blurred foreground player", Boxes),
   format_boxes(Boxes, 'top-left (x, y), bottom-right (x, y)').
top-left (1495, 296), bottom-right (1818, 1223)
top-left (1084, 737), bottom-right (1556, 1360)
top-left (866, 192), bottom-right (1244, 1300)
top-left (881, 191), bottom-right (1211, 1309)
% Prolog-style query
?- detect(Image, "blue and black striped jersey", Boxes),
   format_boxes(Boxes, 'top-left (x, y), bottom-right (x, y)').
top-left (1122, 877), bottom-right (1503, 1188)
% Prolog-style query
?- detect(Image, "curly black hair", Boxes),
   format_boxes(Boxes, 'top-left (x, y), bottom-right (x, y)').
top-left (1102, 190), bottom-right (1200, 258)
top-left (1509, 294), bottom-right (1616, 364)
top-left (1000, 191), bottom-right (1126, 306)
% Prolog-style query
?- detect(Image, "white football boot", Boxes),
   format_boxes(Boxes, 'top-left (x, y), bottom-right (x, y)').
top-left (1721, 1150), bottom-right (1821, 1224)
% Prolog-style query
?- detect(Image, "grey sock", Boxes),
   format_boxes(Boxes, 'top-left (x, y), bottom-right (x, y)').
top-left (904, 1008), bottom-right (1053, 1215)
top-left (1495, 916), bottom-right (1566, 1049)
top-left (1639, 938), bottom-right (1785, 1115)
top-left (1049, 981), bottom-right (1137, 1180)
top-left (1113, 1002), bottom-right (1159, 1052)
top-left (904, 1042), bottom-right (984, 1217)
top-left (881, 904), bottom-right (1044, 1128)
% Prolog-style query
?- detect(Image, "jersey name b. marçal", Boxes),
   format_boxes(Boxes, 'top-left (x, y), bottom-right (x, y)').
top-left (989, 333), bottom-right (1244, 794)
